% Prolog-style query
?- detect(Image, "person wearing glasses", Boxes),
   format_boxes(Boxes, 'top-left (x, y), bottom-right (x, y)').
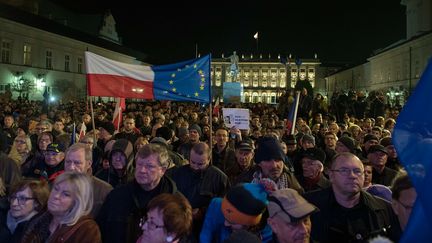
top-left (97, 143), bottom-right (178, 243)
top-left (21, 172), bottom-right (101, 243)
top-left (304, 152), bottom-right (400, 242)
top-left (8, 135), bottom-right (32, 166)
top-left (21, 132), bottom-right (53, 177)
top-left (29, 121), bottom-right (52, 152)
top-left (136, 193), bottom-right (193, 243)
top-left (26, 143), bottom-right (66, 184)
top-left (0, 180), bottom-right (49, 243)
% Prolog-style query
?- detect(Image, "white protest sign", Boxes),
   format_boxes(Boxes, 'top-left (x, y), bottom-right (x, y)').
top-left (222, 108), bottom-right (250, 130)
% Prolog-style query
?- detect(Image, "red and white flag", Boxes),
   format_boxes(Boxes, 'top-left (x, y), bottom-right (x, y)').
top-left (213, 98), bottom-right (220, 117)
top-left (78, 122), bottom-right (86, 141)
top-left (112, 97), bottom-right (126, 132)
top-left (85, 52), bottom-right (154, 99)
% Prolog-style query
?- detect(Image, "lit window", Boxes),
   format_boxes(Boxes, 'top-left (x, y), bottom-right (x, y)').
top-left (1, 40), bottom-right (12, 63)
top-left (46, 50), bottom-right (53, 69)
top-left (77, 57), bottom-right (83, 73)
top-left (65, 55), bottom-right (70, 72)
top-left (23, 44), bottom-right (31, 66)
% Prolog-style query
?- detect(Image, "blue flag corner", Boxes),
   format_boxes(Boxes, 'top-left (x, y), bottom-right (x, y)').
top-left (393, 58), bottom-right (432, 242)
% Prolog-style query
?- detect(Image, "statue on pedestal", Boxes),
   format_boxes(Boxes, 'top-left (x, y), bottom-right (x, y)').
top-left (228, 51), bottom-right (239, 81)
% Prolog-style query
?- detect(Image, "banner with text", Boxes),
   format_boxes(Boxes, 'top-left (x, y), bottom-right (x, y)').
top-left (222, 108), bottom-right (250, 130)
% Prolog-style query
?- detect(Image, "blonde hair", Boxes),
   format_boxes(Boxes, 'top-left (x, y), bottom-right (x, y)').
top-left (52, 172), bottom-right (93, 226)
top-left (8, 135), bottom-right (32, 165)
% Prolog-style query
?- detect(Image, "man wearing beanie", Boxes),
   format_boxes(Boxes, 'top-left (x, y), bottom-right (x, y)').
top-left (380, 137), bottom-right (402, 171)
top-left (367, 144), bottom-right (398, 186)
top-left (200, 183), bottom-right (272, 243)
top-left (237, 136), bottom-right (303, 193)
top-left (97, 121), bottom-right (115, 152)
top-left (335, 136), bottom-right (356, 154)
top-left (178, 124), bottom-right (202, 160)
top-left (295, 148), bottom-right (330, 192)
top-left (361, 134), bottom-right (379, 158)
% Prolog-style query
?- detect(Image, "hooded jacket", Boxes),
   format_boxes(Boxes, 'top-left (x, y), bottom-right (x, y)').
top-left (95, 139), bottom-right (134, 188)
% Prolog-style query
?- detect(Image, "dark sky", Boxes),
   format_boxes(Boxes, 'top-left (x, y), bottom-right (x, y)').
top-left (51, 0), bottom-right (406, 65)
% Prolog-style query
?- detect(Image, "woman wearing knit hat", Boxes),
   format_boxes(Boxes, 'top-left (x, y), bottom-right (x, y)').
top-left (200, 183), bottom-right (272, 243)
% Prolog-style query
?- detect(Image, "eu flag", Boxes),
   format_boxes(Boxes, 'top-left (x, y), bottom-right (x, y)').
top-left (393, 58), bottom-right (432, 242)
top-left (153, 54), bottom-right (211, 103)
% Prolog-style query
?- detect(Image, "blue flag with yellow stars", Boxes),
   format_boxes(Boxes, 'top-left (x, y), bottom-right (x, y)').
top-left (393, 57), bottom-right (432, 242)
top-left (153, 54), bottom-right (211, 103)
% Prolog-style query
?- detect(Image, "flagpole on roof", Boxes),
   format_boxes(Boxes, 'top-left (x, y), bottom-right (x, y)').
top-left (254, 32), bottom-right (259, 53)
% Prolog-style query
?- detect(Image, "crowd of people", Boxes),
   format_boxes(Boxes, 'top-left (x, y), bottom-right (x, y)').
top-left (0, 89), bottom-right (416, 243)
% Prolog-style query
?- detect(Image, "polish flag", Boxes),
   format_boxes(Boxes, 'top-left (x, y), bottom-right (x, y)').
top-left (213, 98), bottom-right (220, 116)
top-left (112, 97), bottom-right (126, 132)
top-left (78, 122), bottom-right (86, 140)
top-left (85, 52), bottom-right (154, 99)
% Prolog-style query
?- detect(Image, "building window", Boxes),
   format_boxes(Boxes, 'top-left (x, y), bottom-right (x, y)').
top-left (270, 92), bottom-right (277, 103)
top-left (252, 92), bottom-right (259, 103)
top-left (253, 80), bottom-right (258, 87)
top-left (65, 55), bottom-right (70, 72)
top-left (262, 93), bottom-right (268, 103)
top-left (77, 57), bottom-right (83, 73)
top-left (253, 70), bottom-right (259, 79)
top-left (270, 81), bottom-right (276, 87)
top-left (244, 92), bottom-right (250, 103)
top-left (308, 68), bottom-right (315, 80)
top-left (300, 68), bottom-right (306, 80)
top-left (46, 50), bottom-right (53, 69)
top-left (23, 44), bottom-right (32, 66)
top-left (244, 80), bottom-right (249, 87)
top-left (271, 69), bottom-right (277, 80)
top-left (262, 81), bottom-right (267, 87)
top-left (1, 40), bottom-right (12, 63)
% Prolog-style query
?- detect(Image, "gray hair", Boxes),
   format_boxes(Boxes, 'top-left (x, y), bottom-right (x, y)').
top-left (135, 143), bottom-right (171, 168)
top-left (65, 143), bottom-right (93, 163)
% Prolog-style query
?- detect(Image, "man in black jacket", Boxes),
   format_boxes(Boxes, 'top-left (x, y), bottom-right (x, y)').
top-left (97, 143), bottom-right (178, 243)
top-left (304, 152), bottom-right (399, 242)
top-left (171, 142), bottom-right (229, 241)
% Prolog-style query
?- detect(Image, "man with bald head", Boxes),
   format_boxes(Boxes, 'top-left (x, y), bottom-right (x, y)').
top-left (304, 152), bottom-right (399, 242)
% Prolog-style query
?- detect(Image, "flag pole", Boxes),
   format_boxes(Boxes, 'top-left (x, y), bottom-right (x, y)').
top-left (117, 103), bottom-right (122, 133)
top-left (208, 53), bottom-right (213, 162)
top-left (89, 96), bottom-right (97, 144)
top-left (71, 122), bottom-right (76, 144)
top-left (291, 91), bottom-right (301, 135)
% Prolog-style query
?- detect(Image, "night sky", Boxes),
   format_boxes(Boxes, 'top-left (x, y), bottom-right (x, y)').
top-left (50, 0), bottom-right (406, 65)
